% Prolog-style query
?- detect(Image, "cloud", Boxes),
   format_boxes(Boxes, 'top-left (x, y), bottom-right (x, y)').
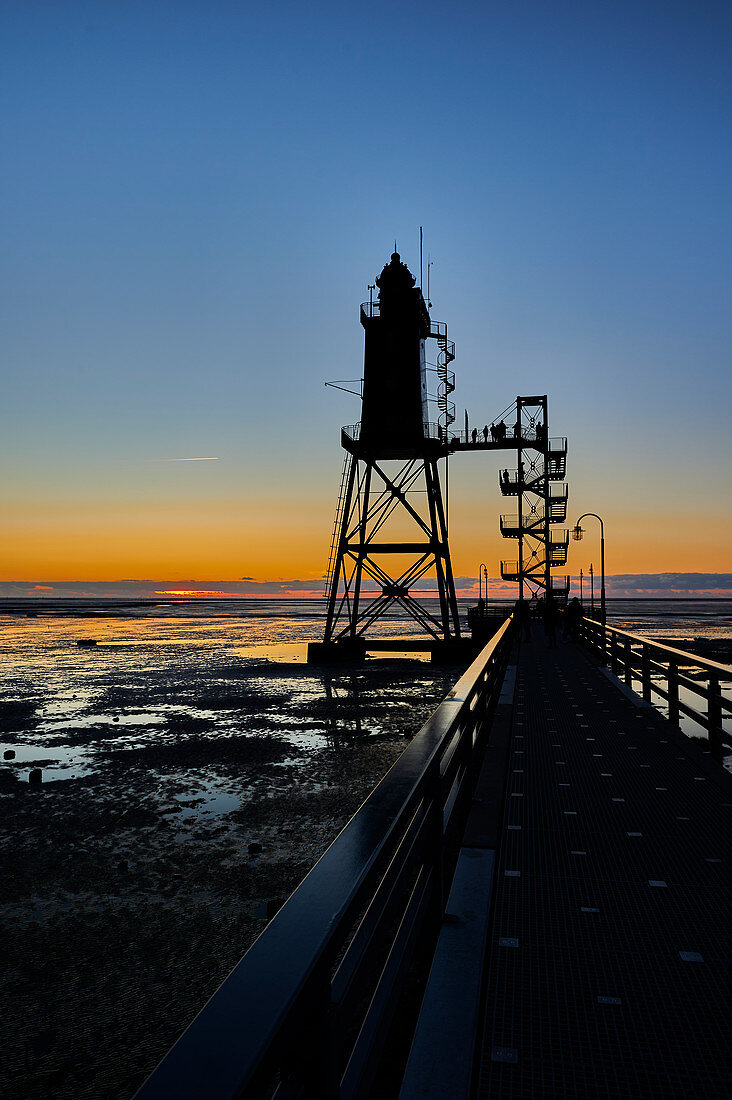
top-left (605, 573), bottom-right (732, 591)
top-left (1, 575), bottom-right (731, 600)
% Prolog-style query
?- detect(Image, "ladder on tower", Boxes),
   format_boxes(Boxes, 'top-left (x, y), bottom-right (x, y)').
top-left (322, 452), bottom-right (351, 597)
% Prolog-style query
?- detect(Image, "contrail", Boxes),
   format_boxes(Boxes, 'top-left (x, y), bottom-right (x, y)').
top-left (149, 457), bottom-right (220, 462)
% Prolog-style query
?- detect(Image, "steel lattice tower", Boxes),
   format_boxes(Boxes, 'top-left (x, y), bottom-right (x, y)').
top-left (313, 252), bottom-right (461, 660)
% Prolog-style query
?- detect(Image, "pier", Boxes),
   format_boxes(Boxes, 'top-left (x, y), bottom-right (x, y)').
top-left (135, 619), bottom-right (731, 1099)
top-left (134, 252), bottom-right (729, 1097)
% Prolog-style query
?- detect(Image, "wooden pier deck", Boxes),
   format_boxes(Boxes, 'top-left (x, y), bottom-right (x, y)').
top-left (407, 639), bottom-right (732, 1099)
top-left (136, 624), bottom-right (731, 1100)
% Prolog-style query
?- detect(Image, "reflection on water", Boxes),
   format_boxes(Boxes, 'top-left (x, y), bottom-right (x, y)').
top-left (1, 600), bottom-right (729, 798)
top-left (0, 742), bottom-right (94, 781)
top-left (0, 608), bottom-right (462, 811)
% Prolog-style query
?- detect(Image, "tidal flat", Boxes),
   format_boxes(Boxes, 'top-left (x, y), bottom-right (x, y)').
top-left (0, 615), bottom-right (460, 1099)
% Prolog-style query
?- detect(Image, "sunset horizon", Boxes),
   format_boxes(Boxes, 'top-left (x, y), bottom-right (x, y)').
top-left (3, 573), bottom-right (731, 600)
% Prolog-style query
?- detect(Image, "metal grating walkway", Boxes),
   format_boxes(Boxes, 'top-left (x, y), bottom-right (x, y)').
top-left (476, 640), bottom-right (732, 1099)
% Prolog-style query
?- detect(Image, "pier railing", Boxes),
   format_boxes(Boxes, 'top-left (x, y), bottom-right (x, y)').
top-left (579, 618), bottom-right (732, 762)
top-left (135, 617), bottom-right (515, 1100)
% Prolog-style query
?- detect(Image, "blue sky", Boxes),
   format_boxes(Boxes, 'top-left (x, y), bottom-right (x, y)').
top-left (2, 0), bottom-right (731, 590)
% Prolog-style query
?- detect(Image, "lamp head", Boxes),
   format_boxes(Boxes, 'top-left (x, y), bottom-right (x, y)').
top-left (572, 524), bottom-right (584, 541)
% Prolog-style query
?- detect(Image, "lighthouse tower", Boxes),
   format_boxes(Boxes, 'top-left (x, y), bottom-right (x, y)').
top-left (311, 251), bottom-right (461, 661)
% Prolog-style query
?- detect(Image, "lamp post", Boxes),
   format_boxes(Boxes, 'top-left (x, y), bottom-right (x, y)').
top-left (579, 568), bottom-right (583, 607)
top-left (478, 563), bottom-right (488, 612)
top-left (572, 513), bottom-right (606, 623)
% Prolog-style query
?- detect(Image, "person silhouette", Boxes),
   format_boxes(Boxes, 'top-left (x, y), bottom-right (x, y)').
top-left (483, 425), bottom-right (489, 442)
top-left (565, 596), bottom-right (583, 641)
top-left (471, 427), bottom-right (478, 444)
top-left (543, 598), bottom-right (558, 648)
top-left (517, 598), bottom-right (531, 641)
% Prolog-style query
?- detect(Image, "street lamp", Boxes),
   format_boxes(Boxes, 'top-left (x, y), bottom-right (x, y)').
top-left (572, 513), bottom-right (606, 623)
top-left (478, 563), bottom-right (488, 604)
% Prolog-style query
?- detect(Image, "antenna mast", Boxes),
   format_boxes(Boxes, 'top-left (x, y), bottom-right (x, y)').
top-left (419, 226), bottom-right (423, 291)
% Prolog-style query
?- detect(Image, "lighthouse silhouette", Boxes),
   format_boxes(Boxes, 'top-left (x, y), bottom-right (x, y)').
top-left (309, 251), bottom-right (462, 662)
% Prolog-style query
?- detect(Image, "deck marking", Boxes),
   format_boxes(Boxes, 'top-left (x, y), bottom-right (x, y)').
top-left (491, 1047), bottom-right (518, 1064)
top-left (679, 951), bottom-right (704, 962)
top-left (649, 880), bottom-right (667, 887)
top-left (499, 937), bottom-right (519, 947)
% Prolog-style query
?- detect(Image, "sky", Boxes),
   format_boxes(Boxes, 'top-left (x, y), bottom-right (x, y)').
top-left (2, 0), bottom-right (731, 598)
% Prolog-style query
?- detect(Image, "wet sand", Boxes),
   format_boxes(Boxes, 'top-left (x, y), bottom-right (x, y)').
top-left (0, 646), bottom-right (459, 1099)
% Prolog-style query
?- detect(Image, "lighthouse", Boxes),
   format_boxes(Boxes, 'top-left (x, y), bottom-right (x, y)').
top-left (309, 251), bottom-right (461, 661)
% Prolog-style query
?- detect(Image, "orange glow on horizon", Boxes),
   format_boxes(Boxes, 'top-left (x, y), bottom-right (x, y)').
top-left (1, 492), bottom-right (731, 583)
top-left (155, 589), bottom-right (246, 598)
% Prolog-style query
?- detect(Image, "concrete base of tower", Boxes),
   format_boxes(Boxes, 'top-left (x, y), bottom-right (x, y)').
top-left (429, 638), bottom-right (480, 665)
top-left (306, 639), bottom-right (368, 665)
top-left (307, 636), bottom-right (478, 665)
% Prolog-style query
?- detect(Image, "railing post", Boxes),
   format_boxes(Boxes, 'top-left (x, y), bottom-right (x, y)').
top-left (427, 760), bottom-right (444, 928)
top-left (642, 644), bottom-right (652, 702)
top-left (280, 973), bottom-right (336, 1099)
top-left (611, 631), bottom-right (619, 676)
top-left (708, 675), bottom-right (723, 763)
top-left (624, 639), bottom-right (632, 687)
top-left (466, 675), bottom-right (485, 790)
top-left (601, 621), bottom-right (608, 663)
top-left (668, 658), bottom-right (679, 728)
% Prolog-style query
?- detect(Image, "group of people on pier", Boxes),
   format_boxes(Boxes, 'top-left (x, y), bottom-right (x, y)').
top-left (458, 419), bottom-right (548, 446)
top-left (517, 595), bottom-right (583, 647)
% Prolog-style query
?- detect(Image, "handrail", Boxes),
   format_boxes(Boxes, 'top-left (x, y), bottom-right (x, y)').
top-left (135, 617), bottom-right (516, 1100)
top-left (341, 422), bottom-right (448, 445)
top-left (579, 618), bottom-right (731, 762)
top-left (448, 428), bottom-right (566, 449)
top-left (582, 619), bottom-right (732, 679)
